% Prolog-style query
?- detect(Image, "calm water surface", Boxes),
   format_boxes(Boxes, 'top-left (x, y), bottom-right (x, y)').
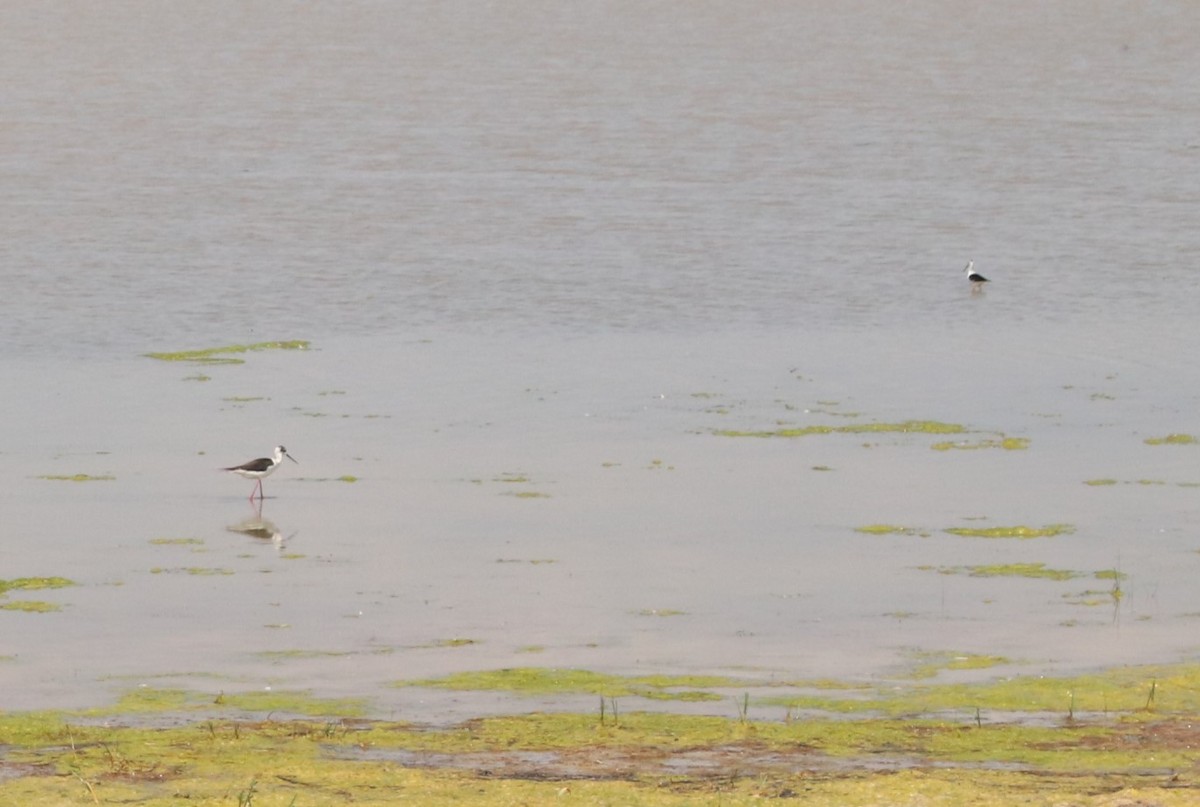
top-left (2, 1), bottom-right (1200, 716)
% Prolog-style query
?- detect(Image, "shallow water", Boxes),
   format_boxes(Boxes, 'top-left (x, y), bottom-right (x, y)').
top-left (3, 1), bottom-right (1200, 716)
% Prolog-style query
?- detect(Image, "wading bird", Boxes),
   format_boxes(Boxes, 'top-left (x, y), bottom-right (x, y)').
top-left (965, 261), bottom-right (989, 286)
top-left (224, 445), bottom-right (298, 500)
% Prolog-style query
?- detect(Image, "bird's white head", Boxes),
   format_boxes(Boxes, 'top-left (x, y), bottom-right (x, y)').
top-left (274, 445), bottom-right (299, 464)
top-left (964, 261), bottom-right (974, 274)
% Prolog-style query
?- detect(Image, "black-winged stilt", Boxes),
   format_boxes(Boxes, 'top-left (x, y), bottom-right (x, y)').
top-left (965, 261), bottom-right (989, 285)
top-left (224, 445), bottom-right (298, 500)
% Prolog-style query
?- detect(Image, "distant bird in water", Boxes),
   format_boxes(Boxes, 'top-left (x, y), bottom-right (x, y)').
top-left (964, 261), bottom-right (989, 287)
top-left (224, 445), bottom-right (298, 501)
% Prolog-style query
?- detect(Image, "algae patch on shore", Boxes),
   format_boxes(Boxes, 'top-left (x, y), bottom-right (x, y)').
top-left (5, 664), bottom-right (1200, 805)
top-left (6, 667), bottom-right (1200, 807)
top-left (101, 686), bottom-right (369, 718)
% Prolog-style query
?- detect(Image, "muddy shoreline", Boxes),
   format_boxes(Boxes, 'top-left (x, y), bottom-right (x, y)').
top-left (4, 662), bottom-right (1200, 805)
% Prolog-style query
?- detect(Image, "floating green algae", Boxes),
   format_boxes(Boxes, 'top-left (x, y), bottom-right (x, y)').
top-left (935, 563), bottom-right (1083, 581)
top-left (36, 473), bottom-right (115, 482)
top-left (715, 419), bottom-right (966, 439)
top-left (149, 537), bottom-right (205, 546)
top-left (0, 577), bottom-right (75, 596)
top-left (0, 576), bottom-right (75, 613)
top-left (0, 600), bottom-right (61, 613)
top-left (411, 638), bottom-right (479, 649)
top-left (1144, 433), bottom-right (1198, 445)
top-left (1086, 478), bottom-right (1199, 487)
top-left (256, 649), bottom-right (356, 660)
top-left (944, 524), bottom-right (1075, 539)
top-left (144, 340), bottom-right (310, 365)
top-left (855, 524), bottom-right (921, 536)
top-left (149, 567), bottom-right (234, 576)
top-left (930, 437), bottom-right (1030, 451)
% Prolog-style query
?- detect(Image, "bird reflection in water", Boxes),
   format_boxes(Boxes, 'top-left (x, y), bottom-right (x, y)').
top-left (226, 502), bottom-right (293, 551)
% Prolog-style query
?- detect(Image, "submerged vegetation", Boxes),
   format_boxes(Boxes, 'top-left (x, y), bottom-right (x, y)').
top-left (714, 419), bottom-right (966, 439)
top-left (148, 567), bottom-right (234, 576)
top-left (856, 524), bottom-right (1075, 540)
top-left (1085, 477), bottom-right (1198, 487)
top-left (35, 473), bottom-right (115, 482)
top-left (398, 668), bottom-right (737, 701)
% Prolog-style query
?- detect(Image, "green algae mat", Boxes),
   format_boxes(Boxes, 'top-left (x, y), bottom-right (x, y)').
top-left (144, 340), bottom-right (310, 365)
top-left (4, 665), bottom-right (1200, 805)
